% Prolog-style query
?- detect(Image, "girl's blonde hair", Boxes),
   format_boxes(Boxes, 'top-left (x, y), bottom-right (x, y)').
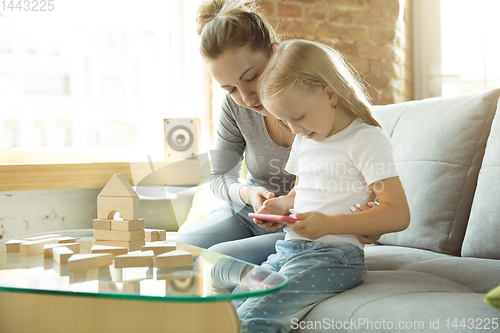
top-left (259, 40), bottom-right (381, 128)
top-left (197, 0), bottom-right (279, 60)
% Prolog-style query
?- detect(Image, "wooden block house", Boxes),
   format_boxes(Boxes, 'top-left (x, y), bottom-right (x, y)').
top-left (94, 174), bottom-right (145, 251)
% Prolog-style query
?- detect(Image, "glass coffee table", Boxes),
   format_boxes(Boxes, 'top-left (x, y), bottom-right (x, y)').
top-left (0, 230), bottom-right (287, 333)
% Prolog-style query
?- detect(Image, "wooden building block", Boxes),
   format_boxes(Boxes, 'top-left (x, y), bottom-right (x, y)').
top-left (95, 240), bottom-right (145, 252)
top-left (20, 238), bottom-right (59, 257)
top-left (111, 219), bottom-right (144, 231)
top-left (156, 250), bottom-right (193, 269)
top-left (93, 219), bottom-right (111, 230)
top-left (43, 243), bottom-right (81, 259)
top-left (144, 229), bottom-right (167, 242)
top-left (53, 247), bottom-right (74, 265)
top-left (94, 229), bottom-right (145, 242)
top-left (58, 237), bottom-right (76, 244)
top-left (98, 173), bottom-right (138, 198)
top-left (5, 240), bottom-right (24, 253)
top-left (68, 253), bottom-right (114, 272)
top-left (114, 250), bottom-right (154, 268)
top-left (121, 281), bottom-right (141, 293)
top-left (144, 229), bottom-right (158, 242)
top-left (97, 196), bottom-right (140, 220)
top-left (91, 245), bottom-right (128, 257)
top-left (22, 234), bottom-right (61, 242)
top-left (141, 242), bottom-right (176, 257)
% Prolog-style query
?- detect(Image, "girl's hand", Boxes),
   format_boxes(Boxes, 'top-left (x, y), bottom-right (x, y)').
top-left (253, 197), bottom-right (289, 230)
top-left (288, 211), bottom-right (328, 240)
top-left (256, 197), bottom-right (289, 216)
top-left (350, 202), bottom-right (382, 244)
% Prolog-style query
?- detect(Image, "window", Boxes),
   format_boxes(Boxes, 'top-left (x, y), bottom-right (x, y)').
top-left (0, 0), bottom-right (205, 162)
top-left (413, 0), bottom-right (500, 99)
top-left (440, 0), bottom-right (500, 97)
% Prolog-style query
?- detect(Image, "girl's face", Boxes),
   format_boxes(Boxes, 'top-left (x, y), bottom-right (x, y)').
top-left (264, 87), bottom-right (353, 142)
top-left (207, 46), bottom-right (272, 116)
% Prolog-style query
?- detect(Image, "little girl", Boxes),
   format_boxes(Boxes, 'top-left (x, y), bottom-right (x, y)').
top-left (237, 39), bottom-right (411, 332)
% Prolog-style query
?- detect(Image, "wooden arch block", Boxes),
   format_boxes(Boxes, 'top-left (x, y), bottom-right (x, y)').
top-left (97, 196), bottom-right (140, 220)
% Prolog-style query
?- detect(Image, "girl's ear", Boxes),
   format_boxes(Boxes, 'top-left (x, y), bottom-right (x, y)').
top-left (271, 42), bottom-right (280, 53)
top-left (324, 86), bottom-right (338, 106)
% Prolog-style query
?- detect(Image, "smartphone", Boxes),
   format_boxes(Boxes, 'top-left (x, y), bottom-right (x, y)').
top-left (248, 213), bottom-right (298, 224)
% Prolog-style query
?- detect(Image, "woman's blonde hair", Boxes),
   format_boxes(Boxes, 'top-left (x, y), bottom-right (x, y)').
top-left (196, 0), bottom-right (279, 60)
top-left (259, 40), bottom-right (381, 128)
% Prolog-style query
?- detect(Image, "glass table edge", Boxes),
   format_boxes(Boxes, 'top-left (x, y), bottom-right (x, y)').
top-left (0, 230), bottom-right (289, 302)
top-left (0, 279), bottom-right (288, 303)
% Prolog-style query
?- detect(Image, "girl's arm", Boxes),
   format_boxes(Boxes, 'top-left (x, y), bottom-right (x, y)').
top-left (290, 176), bottom-right (410, 239)
top-left (252, 177), bottom-right (298, 228)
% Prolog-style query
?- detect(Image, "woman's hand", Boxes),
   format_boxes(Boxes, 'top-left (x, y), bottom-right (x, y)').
top-left (351, 201), bottom-right (383, 244)
top-left (240, 185), bottom-right (275, 213)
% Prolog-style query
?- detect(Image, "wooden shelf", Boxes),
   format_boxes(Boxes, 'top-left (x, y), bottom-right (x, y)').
top-left (0, 160), bottom-right (201, 192)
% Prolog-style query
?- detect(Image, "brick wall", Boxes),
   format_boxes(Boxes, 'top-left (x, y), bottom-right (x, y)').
top-left (258, 0), bottom-right (414, 104)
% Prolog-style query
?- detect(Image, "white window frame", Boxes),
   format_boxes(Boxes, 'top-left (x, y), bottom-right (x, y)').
top-left (412, 0), bottom-right (442, 100)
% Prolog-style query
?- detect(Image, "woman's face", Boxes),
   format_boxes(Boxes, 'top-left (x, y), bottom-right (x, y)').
top-left (207, 46), bottom-right (272, 116)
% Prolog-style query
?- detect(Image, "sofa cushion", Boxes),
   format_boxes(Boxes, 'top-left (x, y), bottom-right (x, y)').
top-left (178, 154), bottom-right (249, 233)
top-left (462, 97), bottom-right (500, 259)
top-left (295, 293), bottom-right (497, 333)
top-left (399, 257), bottom-right (500, 293)
top-left (292, 271), bottom-right (491, 333)
top-left (178, 182), bottom-right (226, 232)
top-left (364, 244), bottom-right (447, 271)
top-left (136, 186), bottom-right (197, 231)
top-left (371, 89), bottom-right (500, 255)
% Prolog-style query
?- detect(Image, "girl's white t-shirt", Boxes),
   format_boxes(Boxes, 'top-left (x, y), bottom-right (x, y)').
top-left (284, 119), bottom-right (399, 249)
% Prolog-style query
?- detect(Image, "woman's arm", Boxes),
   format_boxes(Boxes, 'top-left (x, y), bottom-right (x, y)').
top-left (211, 94), bottom-right (289, 212)
top-left (290, 176), bottom-right (410, 239)
top-left (210, 94), bottom-right (251, 206)
top-left (211, 148), bottom-right (277, 211)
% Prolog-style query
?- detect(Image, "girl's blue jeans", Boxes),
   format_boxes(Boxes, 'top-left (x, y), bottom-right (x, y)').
top-left (176, 203), bottom-right (285, 265)
top-left (237, 240), bottom-right (367, 333)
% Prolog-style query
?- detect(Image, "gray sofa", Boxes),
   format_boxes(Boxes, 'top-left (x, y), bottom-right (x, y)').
top-left (143, 89), bottom-right (500, 332)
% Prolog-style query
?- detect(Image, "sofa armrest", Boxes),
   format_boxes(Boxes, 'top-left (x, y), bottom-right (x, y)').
top-left (134, 186), bottom-right (197, 231)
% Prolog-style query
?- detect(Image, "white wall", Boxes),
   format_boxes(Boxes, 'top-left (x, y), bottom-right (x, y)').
top-left (0, 188), bottom-right (100, 240)
top-left (0, 186), bottom-right (196, 240)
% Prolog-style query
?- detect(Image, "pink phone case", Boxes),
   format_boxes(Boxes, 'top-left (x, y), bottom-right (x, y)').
top-left (248, 213), bottom-right (298, 224)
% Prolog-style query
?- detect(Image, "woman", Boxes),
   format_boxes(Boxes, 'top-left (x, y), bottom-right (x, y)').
top-left (175, 0), bottom-right (378, 264)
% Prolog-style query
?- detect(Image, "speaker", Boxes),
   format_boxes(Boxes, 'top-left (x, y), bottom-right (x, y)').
top-left (164, 118), bottom-right (201, 160)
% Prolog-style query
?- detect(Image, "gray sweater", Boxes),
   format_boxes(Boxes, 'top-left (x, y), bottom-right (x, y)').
top-left (210, 94), bottom-right (296, 206)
